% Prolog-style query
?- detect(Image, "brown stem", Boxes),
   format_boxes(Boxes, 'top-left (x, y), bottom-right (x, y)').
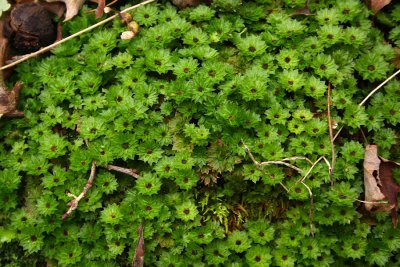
top-left (62, 161), bottom-right (97, 221)
top-left (327, 82), bottom-right (335, 187)
top-left (132, 224), bottom-right (145, 267)
top-left (106, 164), bottom-right (139, 179)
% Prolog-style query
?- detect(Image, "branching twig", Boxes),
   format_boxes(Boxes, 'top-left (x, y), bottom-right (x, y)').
top-left (132, 224), bottom-right (145, 267)
top-left (300, 181), bottom-right (314, 237)
top-left (243, 142), bottom-right (289, 192)
top-left (62, 161), bottom-right (96, 220)
top-left (243, 143), bottom-right (306, 173)
top-left (0, 0), bottom-right (156, 71)
top-left (106, 164), bottom-right (140, 178)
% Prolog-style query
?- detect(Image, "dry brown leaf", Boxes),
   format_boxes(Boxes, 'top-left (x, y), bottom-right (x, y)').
top-left (379, 160), bottom-right (400, 227)
top-left (291, 7), bottom-right (314, 16)
top-left (171, 0), bottom-right (201, 8)
top-left (391, 48), bottom-right (400, 69)
top-left (95, 0), bottom-right (105, 18)
top-left (366, 0), bottom-right (392, 13)
top-left (364, 145), bottom-right (386, 211)
top-left (46, 0), bottom-right (85, 21)
top-left (363, 144), bottom-right (400, 228)
top-left (0, 22), bottom-right (24, 117)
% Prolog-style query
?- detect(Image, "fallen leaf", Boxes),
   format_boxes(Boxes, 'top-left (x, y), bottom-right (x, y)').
top-left (95, 0), bottom-right (105, 19)
top-left (171, 0), bottom-right (201, 8)
top-left (391, 48), bottom-right (400, 69)
top-left (378, 160), bottom-right (400, 227)
top-left (363, 145), bottom-right (386, 211)
top-left (365, 0), bottom-right (392, 14)
top-left (363, 144), bottom-right (400, 228)
top-left (46, 0), bottom-right (85, 21)
top-left (0, 22), bottom-right (24, 117)
top-left (291, 7), bottom-right (314, 16)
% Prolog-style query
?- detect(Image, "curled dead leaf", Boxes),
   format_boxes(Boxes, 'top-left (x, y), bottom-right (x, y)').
top-left (365, 0), bottom-right (392, 14)
top-left (46, 0), bottom-right (85, 21)
top-left (363, 144), bottom-right (400, 227)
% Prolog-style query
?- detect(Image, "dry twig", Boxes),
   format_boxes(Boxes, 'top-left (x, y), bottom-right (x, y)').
top-left (62, 161), bottom-right (96, 220)
top-left (333, 68), bottom-right (400, 141)
top-left (106, 164), bottom-right (140, 178)
top-left (327, 82), bottom-right (335, 186)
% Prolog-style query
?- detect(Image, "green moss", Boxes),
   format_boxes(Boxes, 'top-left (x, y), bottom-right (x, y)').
top-left (1, 0), bottom-right (400, 266)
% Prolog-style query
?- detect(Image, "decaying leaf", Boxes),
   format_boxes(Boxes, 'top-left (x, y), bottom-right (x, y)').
top-left (171, 0), bottom-right (202, 9)
top-left (365, 0), bottom-right (392, 14)
top-left (132, 224), bottom-right (144, 267)
top-left (364, 145), bottom-right (386, 210)
top-left (291, 7), bottom-right (313, 16)
top-left (378, 161), bottom-right (400, 227)
top-left (95, 0), bottom-right (105, 19)
top-left (0, 22), bottom-right (24, 117)
top-left (46, 0), bottom-right (84, 21)
top-left (391, 48), bottom-right (400, 69)
top-left (363, 144), bottom-right (400, 227)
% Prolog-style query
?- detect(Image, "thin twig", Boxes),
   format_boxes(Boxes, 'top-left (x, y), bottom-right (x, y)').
top-left (0, 0), bottom-right (156, 71)
top-left (242, 141), bottom-right (289, 192)
top-left (301, 181), bottom-right (314, 237)
top-left (280, 156), bottom-right (313, 165)
top-left (355, 199), bottom-right (388, 204)
top-left (327, 82), bottom-right (335, 186)
top-left (332, 68), bottom-right (400, 142)
top-left (106, 164), bottom-right (140, 178)
top-left (62, 161), bottom-right (96, 220)
top-left (358, 68), bottom-right (400, 107)
top-left (243, 142), bottom-right (310, 173)
top-left (258, 161), bottom-right (303, 173)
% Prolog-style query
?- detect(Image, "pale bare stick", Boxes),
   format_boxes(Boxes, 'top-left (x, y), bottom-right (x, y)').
top-left (0, 0), bottom-right (156, 71)
top-left (332, 68), bottom-right (400, 142)
top-left (258, 161), bottom-right (303, 173)
top-left (62, 161), bottom-right (96, 220)
top-left (280, 156), bottom-right (313, 165)
top-left (327, 83), bottom-right (335, 186)
top-left (242, 143), bottom-right (304, 173)
top-left (332, 126), bottom-right (343, 142)
top-left (359, 68), bottom-right (400, 107)
top-left (242, 142), bottom-right (289, 192)
top-left (302, 157), bottom-right (331, 183)
top-left (355, 199), bottom-right (388, 204)
top-left (301, 181), bottom-right (314, 237)
top-left (287, 156), bottom-right (324, 191)
top-left (106, 164), bottom-right (140, 178)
